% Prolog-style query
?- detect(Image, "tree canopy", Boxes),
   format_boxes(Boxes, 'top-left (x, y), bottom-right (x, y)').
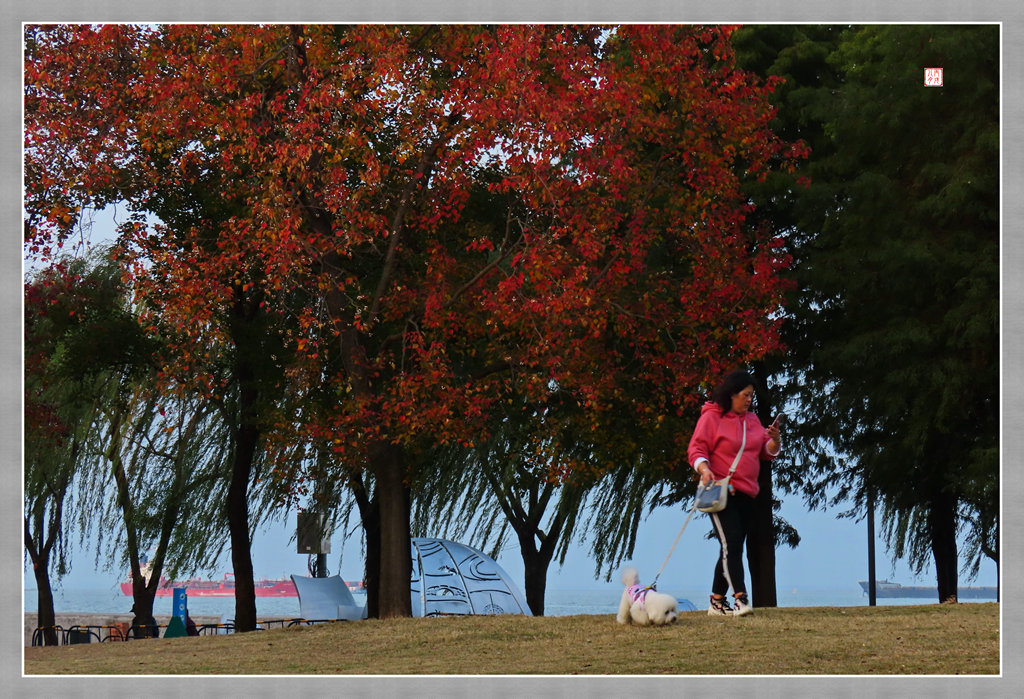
top-left (738, 24), bottom-right (999, 600)
top-left (25, 23), bottom-right (804, 618)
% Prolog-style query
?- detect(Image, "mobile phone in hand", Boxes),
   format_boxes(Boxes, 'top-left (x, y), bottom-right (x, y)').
top-left (772, 413), bottom-right (785, 428)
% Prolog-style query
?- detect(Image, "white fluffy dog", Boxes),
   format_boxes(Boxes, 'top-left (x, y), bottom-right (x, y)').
top-left (616, 566), bottom-right (679, 626)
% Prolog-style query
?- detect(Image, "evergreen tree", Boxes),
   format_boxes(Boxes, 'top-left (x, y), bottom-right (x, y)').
top-left (728, 24), bottom-right (845, 606)
top-left (768, 25), bottom-right (998, 600)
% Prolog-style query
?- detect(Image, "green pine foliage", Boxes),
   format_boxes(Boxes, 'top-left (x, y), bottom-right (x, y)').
top-left (740, 24), bottom-right (998, 591)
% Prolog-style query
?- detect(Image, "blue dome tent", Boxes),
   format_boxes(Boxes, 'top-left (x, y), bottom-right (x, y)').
top-left (410, 538), bottom-right (532, 617)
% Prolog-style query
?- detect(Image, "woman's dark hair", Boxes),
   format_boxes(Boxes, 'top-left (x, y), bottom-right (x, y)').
top-left (711, 370), bottom-right (756, 413)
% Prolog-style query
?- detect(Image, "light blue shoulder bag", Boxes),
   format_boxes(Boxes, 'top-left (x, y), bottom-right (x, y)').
top-left (696, 420), bottom-right (746, 513)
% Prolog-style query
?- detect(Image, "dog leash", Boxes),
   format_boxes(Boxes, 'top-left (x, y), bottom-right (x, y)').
top-left (650, 421), bottom-right (747, 589)
top-left (648, 488), bottom-right (700, 590)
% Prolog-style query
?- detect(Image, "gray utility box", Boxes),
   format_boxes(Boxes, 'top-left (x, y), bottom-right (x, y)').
top-left (296, 512), bottom-right (331, 554)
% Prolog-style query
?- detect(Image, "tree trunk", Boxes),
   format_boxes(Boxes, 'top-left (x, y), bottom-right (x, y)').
top-left (129, 577), bottom-right (159, 638)
top-left (748, 361), bottom-right (779, 607)
top-left (350, 473), bottom-right (381, 619)
top-left (364, 506), bottom-right (382, 619)
top-left (25, 495), bottom-right (65, 646)
top-left (131, 589), bottom-right (156, 623)
top-left (228, 418), bottom-right (259, 631)
top-left (30, 557), bottom-right (58, 646)
top-left (929, 489), bottom-right (959, 603)
top-left (507, 492), bottom-right (567, 617)
top-left (226, 346), bottom-right (259, 632)
top-left (372, 442), bottom-right (412, 618)
top-left (517, 535), bottom-right (553, 616)
top-left (226, 292), bottom-right (263, 632)
top-left (747, 458), bottom-right (778, 607)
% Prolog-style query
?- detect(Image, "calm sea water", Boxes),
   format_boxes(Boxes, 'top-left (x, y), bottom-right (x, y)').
top-left (23, 584), bottom-right (994, 620)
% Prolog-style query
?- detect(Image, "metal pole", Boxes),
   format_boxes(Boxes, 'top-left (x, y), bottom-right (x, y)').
top-left (867, 487), bottom-right (876, 606)
top-left (314, 445), bottom-right (330, 578)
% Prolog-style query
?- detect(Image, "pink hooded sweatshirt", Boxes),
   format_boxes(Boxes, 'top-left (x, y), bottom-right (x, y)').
top-left (687, 401), bottom-right (778, 498)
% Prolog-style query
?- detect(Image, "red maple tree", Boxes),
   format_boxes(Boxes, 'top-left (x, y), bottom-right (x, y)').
top-left (25, 24), bottom-right (803, 621)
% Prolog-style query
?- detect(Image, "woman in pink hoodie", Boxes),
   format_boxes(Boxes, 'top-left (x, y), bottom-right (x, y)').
top-left (688, 370), bottom-right (781, 617)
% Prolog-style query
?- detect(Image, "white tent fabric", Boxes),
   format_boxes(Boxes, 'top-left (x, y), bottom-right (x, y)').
top-left (410, 538), bottom-right (532, 617)
top-left (290, 574), bottom-right (367, 621)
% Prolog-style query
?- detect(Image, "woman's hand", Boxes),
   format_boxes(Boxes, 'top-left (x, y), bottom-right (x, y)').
top-left (766, 423), bottom-right (781, 454)
top-left (697, 462), bottom-right (713, 487)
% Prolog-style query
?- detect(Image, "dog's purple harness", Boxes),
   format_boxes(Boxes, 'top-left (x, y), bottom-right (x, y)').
top-left (627, 583), bottom-right (652, 608)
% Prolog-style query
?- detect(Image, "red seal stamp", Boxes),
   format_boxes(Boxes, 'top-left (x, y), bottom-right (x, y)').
top-left (924, 68), bottom-right (943, 87)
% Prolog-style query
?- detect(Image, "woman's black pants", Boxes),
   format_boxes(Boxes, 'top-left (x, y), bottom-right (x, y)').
top-left (709, 490), bottom-right (755, 596)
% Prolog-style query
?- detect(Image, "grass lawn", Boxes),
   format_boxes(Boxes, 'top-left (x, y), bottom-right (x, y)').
top-left (23, 602), bottom-right (999, 676)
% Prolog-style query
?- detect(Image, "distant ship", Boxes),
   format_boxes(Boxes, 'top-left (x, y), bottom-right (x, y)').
top-left (120, 571), bottom-right (365, 598)
top-left (858, 579), bottom-right (998, 599)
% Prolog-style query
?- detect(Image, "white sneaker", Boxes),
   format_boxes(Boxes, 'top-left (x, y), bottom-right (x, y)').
top-left (707, 594), bottom-right (733, 616)
top-left (733, 593), bottom-right (753, 617)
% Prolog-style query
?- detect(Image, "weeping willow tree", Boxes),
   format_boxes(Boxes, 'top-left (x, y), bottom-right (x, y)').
top-left (24, 246), bottom-right (281, 629)
top-left (79, 384), bottom-right (233, 625)
top-left (30, 246), bottom-right (243, 626)
top-left (412, 389), bottom-right (692, 616)
top-left (24, 249), bottom-right (156, 643)
top-left (24, 347), bottom-right (91, 645)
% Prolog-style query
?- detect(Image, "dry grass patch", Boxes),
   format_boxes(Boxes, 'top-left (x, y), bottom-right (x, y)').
top-left (23, 603), bottom-right (999, 676)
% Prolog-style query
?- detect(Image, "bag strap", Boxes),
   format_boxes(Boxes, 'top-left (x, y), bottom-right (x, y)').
top-left (659, 417), bottom-right (749, 589)
top-left (720, 418), bottom-right (747, 483)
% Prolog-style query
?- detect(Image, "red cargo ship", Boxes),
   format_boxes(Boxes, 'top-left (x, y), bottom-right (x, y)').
top-left (120, 572), bottom-right (365, 597)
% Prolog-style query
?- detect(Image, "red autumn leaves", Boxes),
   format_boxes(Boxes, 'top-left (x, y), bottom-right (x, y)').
top-left (25, 24), bottom-right (804, 479)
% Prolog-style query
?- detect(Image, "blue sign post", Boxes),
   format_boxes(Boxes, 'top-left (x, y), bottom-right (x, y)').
top-left (172, 588), bottom-right (188, 626)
